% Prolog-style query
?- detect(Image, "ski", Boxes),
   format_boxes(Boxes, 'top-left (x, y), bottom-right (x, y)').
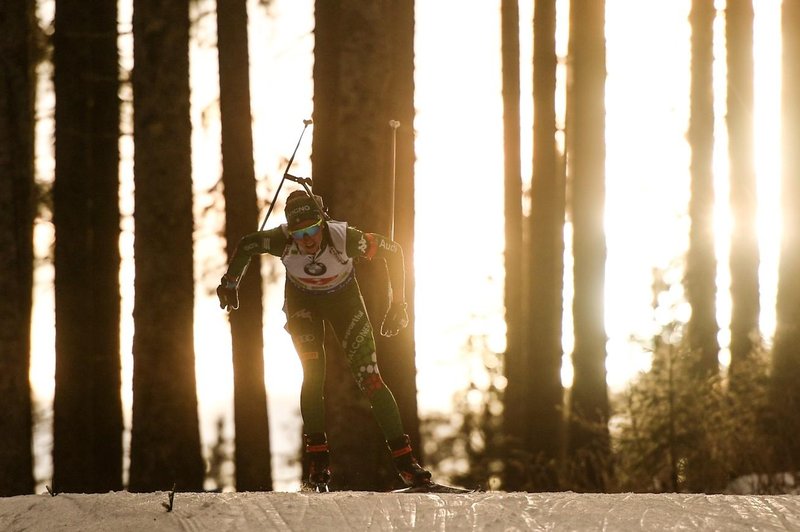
top-left (302, 482), bottom-right (475, 494)
top-left (302, 477), bottom-right (477, 494)
top-left (392, 482), bottom-right (476, 494)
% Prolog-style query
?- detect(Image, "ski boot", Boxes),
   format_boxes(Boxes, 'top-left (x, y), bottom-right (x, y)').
top-left (388, 434), bottom-right (432, 488)
top-left (304, 433), bottom-right (331, 492)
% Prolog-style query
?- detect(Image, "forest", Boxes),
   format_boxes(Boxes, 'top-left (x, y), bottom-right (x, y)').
top-left (1, 0), bottom-right (799, 497)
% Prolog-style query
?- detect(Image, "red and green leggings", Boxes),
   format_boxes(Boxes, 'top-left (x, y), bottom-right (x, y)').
top-left (284, 279), bottom-right (405, 441)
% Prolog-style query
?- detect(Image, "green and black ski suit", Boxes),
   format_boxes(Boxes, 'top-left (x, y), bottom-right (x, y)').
top-left (225, 220), bottom-right (407, 440)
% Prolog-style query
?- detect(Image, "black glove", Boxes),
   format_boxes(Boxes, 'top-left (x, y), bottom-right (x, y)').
top-left (380, 301), bottom-right (408, 337)
top-left (216, 274), bottom-right (239, 311)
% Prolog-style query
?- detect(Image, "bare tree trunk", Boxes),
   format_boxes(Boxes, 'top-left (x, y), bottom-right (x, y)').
top-left (129, 0), bottom-right (204, 492)
top-left (686, 0), bottom-right (720, 376)
top-left (312, 0), bottom-right (418, 491)
top-left (500, 0), bottom-right (526, 491)
top-left (0, 0), bottom-right (36, 496)
top-left (376, 0), bottom-right (420, 468)
top-left (726, 0), bottom-right (760, 383)
top-left (770, 0), bottom-right (800, 471)
top-left (683, 0), bottom-right (722, 488)
top-left (526, 0), bottom-right (565, 491)
top-left (217, 0), bottom-right (272, 492)
top-left (566, 0), bottom-right (610, 492)
top-left (52, 0), bottom-right (123, 493)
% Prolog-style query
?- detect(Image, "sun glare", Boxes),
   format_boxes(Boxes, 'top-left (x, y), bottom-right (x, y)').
top-left (413, 1), bottom-right (506, 411)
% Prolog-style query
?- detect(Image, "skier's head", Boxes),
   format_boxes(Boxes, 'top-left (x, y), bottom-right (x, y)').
top-left (286, 190), bottom-right (326, 254)
top-left (285, 190), bottom-right (324, 230)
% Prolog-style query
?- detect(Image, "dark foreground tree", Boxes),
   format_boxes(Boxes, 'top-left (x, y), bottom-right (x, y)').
top-left (217, 0), bottom-right (272, 492)
top-left (0, 0), bottom-right (36, 496)
top-left (129, 0), bottom-right (204, 492)
top-left (312, 0), bottom-right (418, 490)
top-left (52, 0), bottom-right (123, 493)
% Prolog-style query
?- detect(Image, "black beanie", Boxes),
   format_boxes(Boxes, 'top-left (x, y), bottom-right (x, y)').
top-left (285, 191), bottom-right (324, 228)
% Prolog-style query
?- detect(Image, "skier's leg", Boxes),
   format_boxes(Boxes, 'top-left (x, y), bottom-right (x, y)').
top-left (286, 305), bottom-right (331, 489)
top-left (330, 293), bottom-right (404, 439)
top-left (329, 288), bottom-right (431, 487)
top-left (286, 305), bottom-right (326, 436)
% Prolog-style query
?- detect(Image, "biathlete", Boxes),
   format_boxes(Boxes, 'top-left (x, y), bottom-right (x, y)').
top-left (217, 189), bottom-right (431, 491)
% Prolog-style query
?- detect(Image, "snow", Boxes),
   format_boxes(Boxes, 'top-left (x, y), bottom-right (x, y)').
top-left (2, 490), bottom-right (799, 531)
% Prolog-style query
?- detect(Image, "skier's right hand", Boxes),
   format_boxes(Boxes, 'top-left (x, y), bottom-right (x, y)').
top-left (380, 301), bottom-right (408, 337)
top-left (217, 274), bottom-right (239, 311)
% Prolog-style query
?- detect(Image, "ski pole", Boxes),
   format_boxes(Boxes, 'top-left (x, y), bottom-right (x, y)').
top-left (388, 120), bottom-right (400, 240)
top-left (259, 119), bottom-right (313, 231)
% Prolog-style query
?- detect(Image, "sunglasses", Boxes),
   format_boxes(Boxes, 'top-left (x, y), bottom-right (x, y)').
top-left (290, 219), bottom-right (323, 240)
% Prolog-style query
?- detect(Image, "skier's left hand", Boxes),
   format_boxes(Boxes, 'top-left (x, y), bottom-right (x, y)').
top-left (380, 301), bottom-right (408, 337)
top-left (216, 274), bottom-right (239, 311)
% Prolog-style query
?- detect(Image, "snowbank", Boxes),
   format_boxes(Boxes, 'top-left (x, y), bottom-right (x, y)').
top-left (1, 490), bottom-right (799, 531)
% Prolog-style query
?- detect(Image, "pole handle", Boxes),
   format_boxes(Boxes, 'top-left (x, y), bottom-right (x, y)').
top-left (388, 120), bottom-right (400, 240)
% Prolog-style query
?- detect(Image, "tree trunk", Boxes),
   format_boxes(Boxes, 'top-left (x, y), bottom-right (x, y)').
top-left (726, 0), bottom-right (759, 383)
top-left (686, 0), bottom-right (720, 376)
top-left (376, 0), bottom-right (420, 469)
top-left (500, 0), bottom-right (527, 491)
top-left (129, 0), bottom-right (205, 492)
top-left (217, 0), bottom-right (272, 492)
top-left (52, 0), bottom-right (123, 493)
top-left (683, 0), bottom-right (723, 488)
top-left (770, 0), bottom-right (800, 470)
top-left (566, 0), bottom-right (610, 492)
top-left (526, 0), bottom-right (565, 491)
top-left (312, 0), bottom-right (418, 491)
top-left (0, 0), bottom-right (36, 496)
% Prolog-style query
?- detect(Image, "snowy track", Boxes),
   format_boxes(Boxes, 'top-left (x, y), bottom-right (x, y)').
top-left (1, 490), bottom-right (799, 531)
